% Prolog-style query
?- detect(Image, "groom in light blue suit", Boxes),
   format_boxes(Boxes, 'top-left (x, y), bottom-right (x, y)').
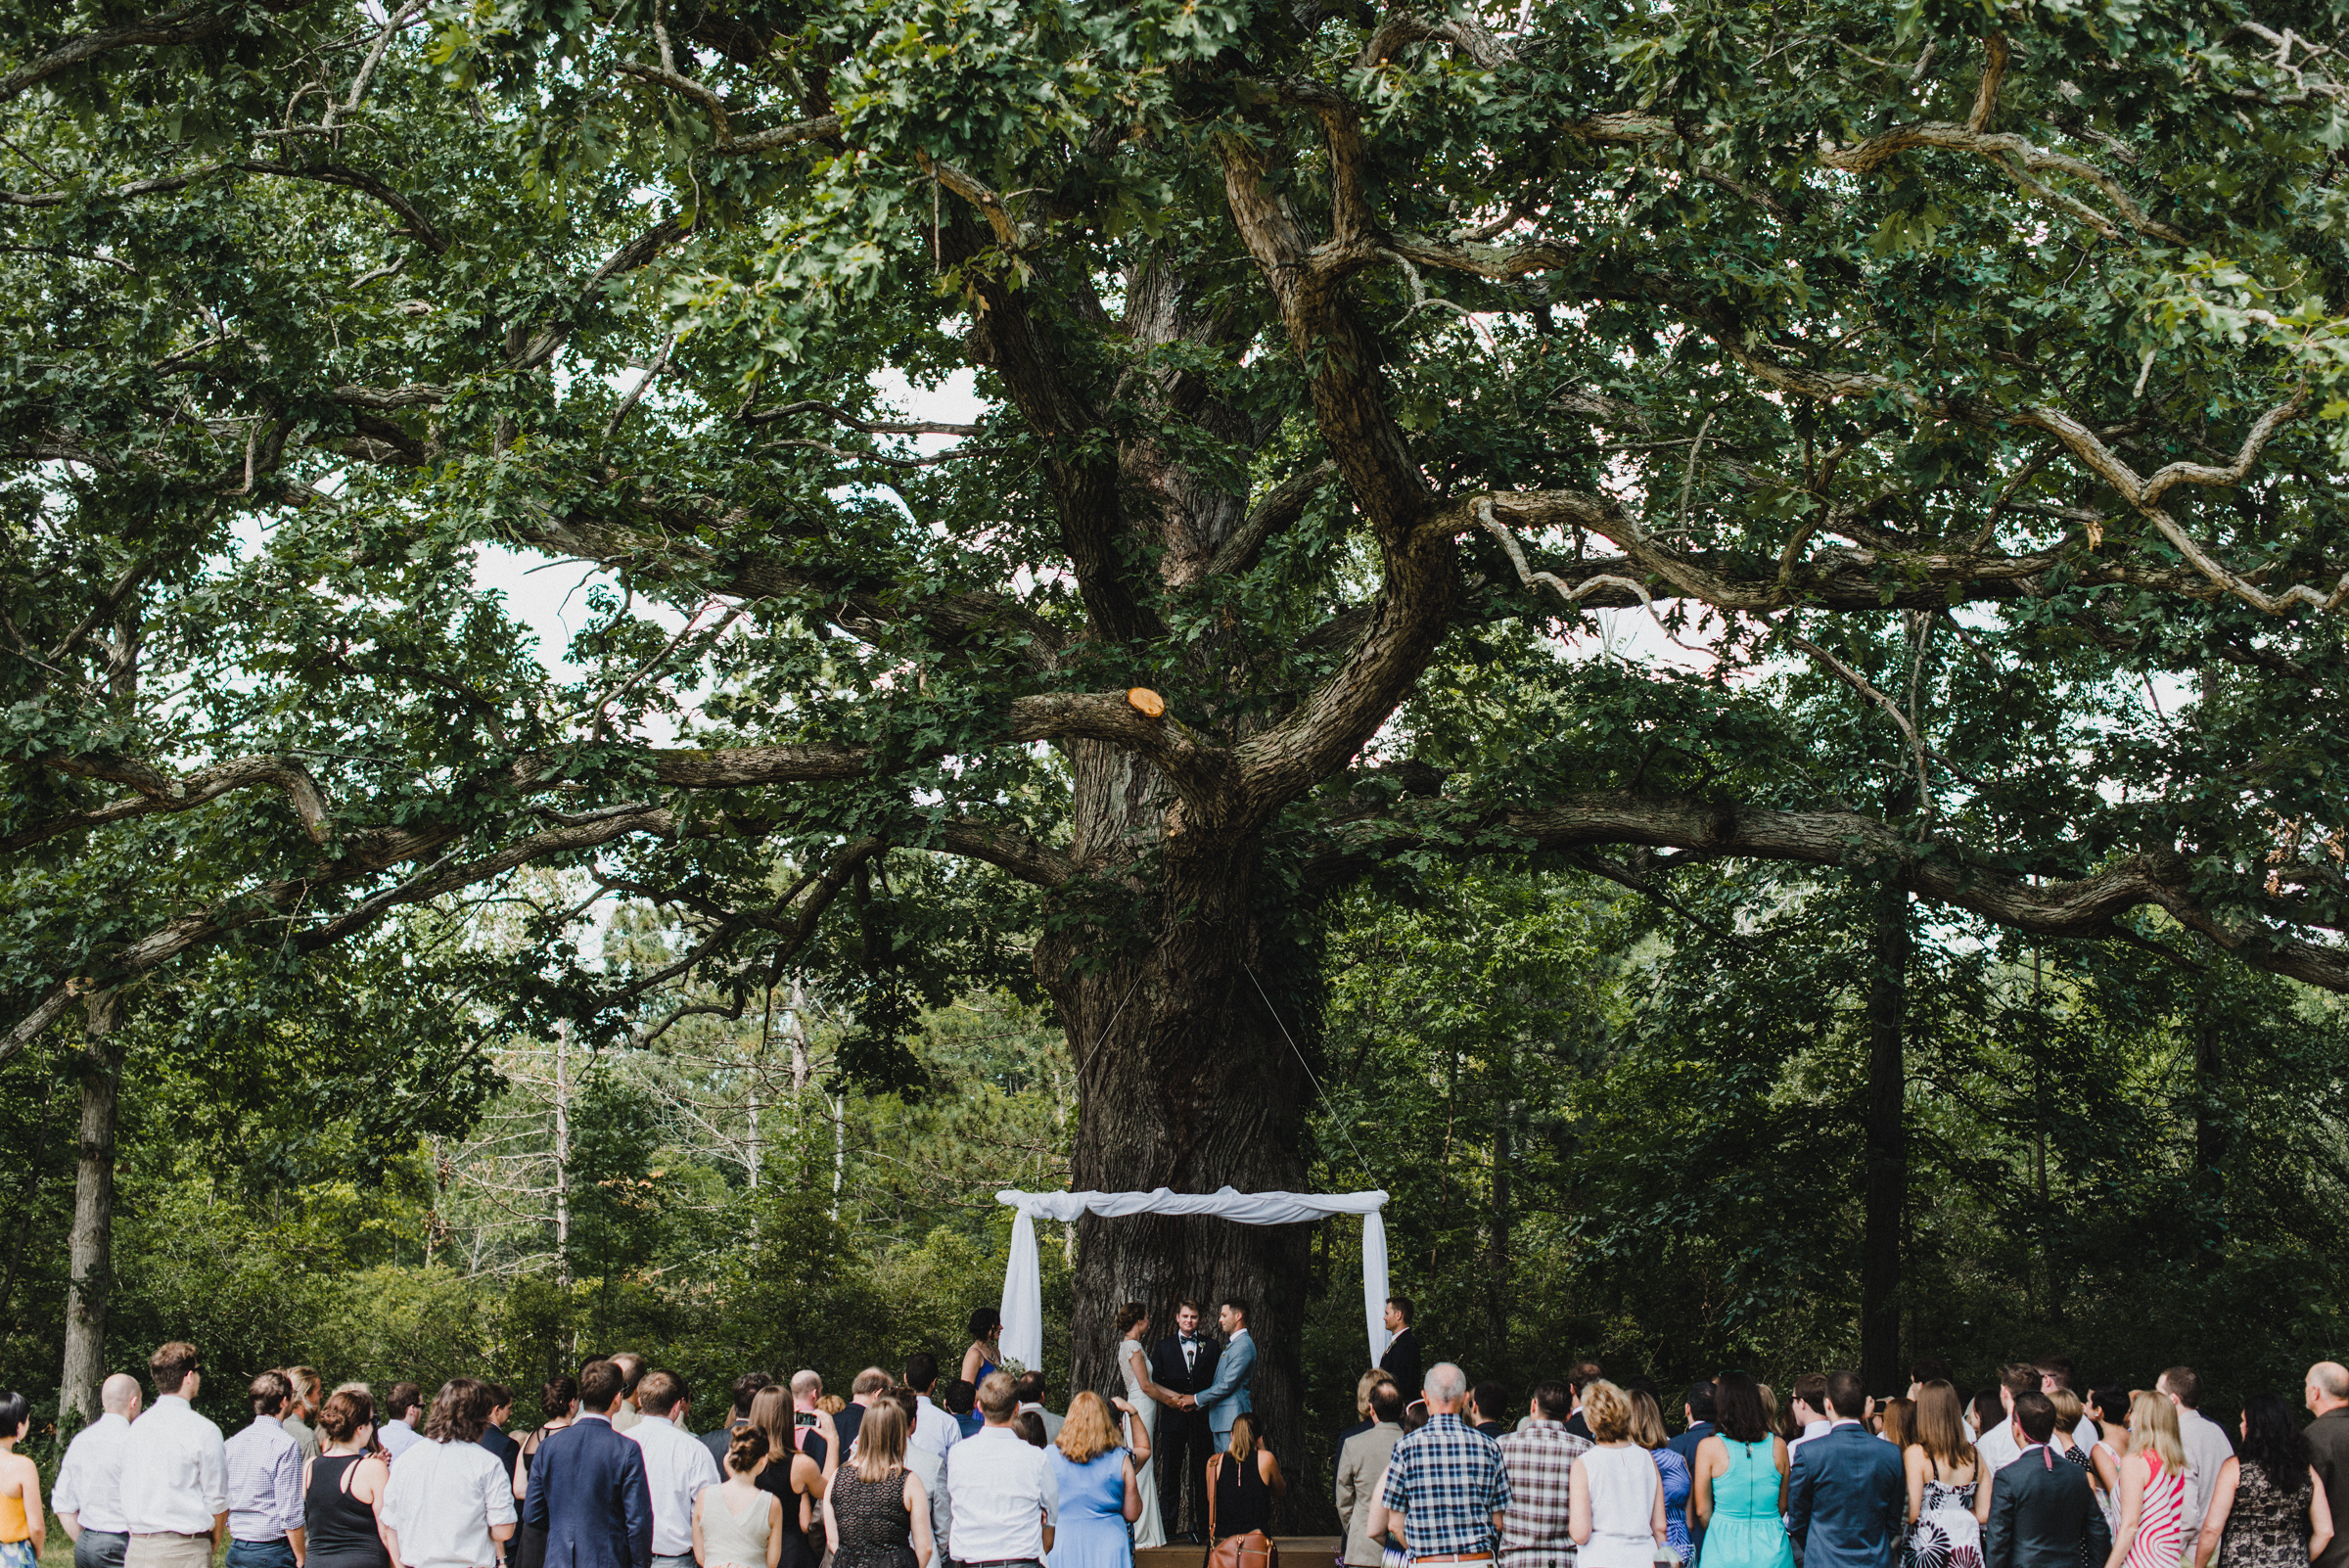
top-left (1188, 1298), bottom-right (1256, 1448)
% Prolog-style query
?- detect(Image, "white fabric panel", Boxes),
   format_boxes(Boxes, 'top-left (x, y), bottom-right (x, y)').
top-left (1001, 1204), bottom-right (1046, 1373)
top-left (993, 1187), bottom-right (1391, 1370)
top-left (1361, 1205), bottom-right (1392, 1365)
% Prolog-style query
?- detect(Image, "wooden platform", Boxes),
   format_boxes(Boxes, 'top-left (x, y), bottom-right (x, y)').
top-left (1136, 1539), bottom-right (1340, 1568)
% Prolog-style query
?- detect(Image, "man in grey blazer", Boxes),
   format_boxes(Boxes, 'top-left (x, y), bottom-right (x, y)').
top-left (1337, 1383), bottom-right (1406, 1568)
top-left (1187, 1299), bottom-right (1257, 1451)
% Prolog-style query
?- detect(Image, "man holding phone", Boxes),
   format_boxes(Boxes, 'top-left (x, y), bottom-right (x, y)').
top-left (788, 1373), bottom-right (836, 1469)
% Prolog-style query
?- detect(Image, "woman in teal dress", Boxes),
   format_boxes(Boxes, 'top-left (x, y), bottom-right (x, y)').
top-left (1692, 1371), bottom-right (1795, 1568)
top-left (1046, 1393), bottom-right (1150, 1568)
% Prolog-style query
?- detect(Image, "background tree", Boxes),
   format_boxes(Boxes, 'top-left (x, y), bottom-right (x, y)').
top-left (9, 0), bottom-right (2349, 1457)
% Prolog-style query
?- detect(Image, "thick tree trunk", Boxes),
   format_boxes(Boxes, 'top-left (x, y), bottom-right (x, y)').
top-left (1859, 883), bottom-right (1908, 1396)
top-left (60, 988), bottom-right (125, 1427)
top-left (1039, 750), bottom-right (1316, 1521)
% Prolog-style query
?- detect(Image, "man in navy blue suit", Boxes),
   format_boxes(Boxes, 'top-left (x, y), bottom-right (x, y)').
top-left (523, 1360), bottom-right (655, 1568)
top-left (1786, 1371), bottom-right (1905, 1568)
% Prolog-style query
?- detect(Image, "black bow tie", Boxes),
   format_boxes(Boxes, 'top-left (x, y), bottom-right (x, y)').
top-left (1182, 1335), bottom-right (1200, 1344)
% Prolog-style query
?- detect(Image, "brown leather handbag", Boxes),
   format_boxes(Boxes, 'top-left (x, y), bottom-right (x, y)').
top-left (1205, 1454), bottom-right (1279, 1568)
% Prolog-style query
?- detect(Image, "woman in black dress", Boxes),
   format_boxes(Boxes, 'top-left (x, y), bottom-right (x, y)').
top-left (509, 1378), bottom-right (578, 1568)
top-left (823, 1402), bottom-right (933, 1568)
top-left (2191, 1395), bottom-right (2335, 1568)
top-left (751, 1387), bottom-right (830, 1568)
top-left (305, 1390), bottom-right (392, 1568)
top-left (1206, 1414), bottom-right (1286, 1545)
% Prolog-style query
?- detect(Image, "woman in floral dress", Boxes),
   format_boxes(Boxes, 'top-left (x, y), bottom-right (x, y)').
top-left (1904, 1383), bottom-right (1982, 1568)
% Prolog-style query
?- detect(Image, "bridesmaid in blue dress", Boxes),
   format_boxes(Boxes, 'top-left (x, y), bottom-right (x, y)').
top-left (960, 1309), bottom-right (1004, 1389)
top-left (1633, 1388), bottom-right (1696, 1561)
top-left (1046, 1393), bottom-right (1151, 1568)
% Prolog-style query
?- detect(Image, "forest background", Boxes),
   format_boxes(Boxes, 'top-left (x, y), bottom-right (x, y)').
top-left (3, 832), bottom-right (2345, 1533)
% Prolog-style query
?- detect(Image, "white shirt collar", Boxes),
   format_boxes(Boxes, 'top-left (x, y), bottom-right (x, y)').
top-left (577, 1412), bottom-right (612, 1426)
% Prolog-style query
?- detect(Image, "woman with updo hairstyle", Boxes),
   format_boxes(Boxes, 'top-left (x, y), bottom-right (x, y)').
top-left (1570, 1381), bottom-right (1668, 1568)
top-left (508, 1377), bottom-right (578, 1568)
top-left (1113, 1303), bottom-right (1170, 1548)
top-left (695, 1425), bottom-right (784, 1568)
top-left (305, 1390), bottom-right (392, 1568)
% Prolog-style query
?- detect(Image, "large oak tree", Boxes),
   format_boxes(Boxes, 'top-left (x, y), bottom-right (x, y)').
top-left (7, 0), bottom-right (2349, 1427)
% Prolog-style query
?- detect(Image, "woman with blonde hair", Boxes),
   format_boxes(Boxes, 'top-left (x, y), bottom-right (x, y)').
top-left (749, 1387), bottom-right (829, 1568)
top-left (1903, 1382), bottom-right (1980, 1564)
top-left (1630, 1388), bottom-right (1695, 1563)
top-left (821, 1402), bottom-right (931, 1568)
top-left (1207, 1413), bottom-right (1286, 1549)
top-left (1572, 1382), bottom-right (1669, 1568)
top-left (1048, 1391), bottom-right (1152, 1568)
top-left (2102, 1392), bottom-right (2188, 1568)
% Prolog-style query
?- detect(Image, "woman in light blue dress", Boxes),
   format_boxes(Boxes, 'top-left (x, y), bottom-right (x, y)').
top-left (1693, 1372), bottom-right (1795, 1568)
top-left (1046, 1392), bottom-right (1151, 1568)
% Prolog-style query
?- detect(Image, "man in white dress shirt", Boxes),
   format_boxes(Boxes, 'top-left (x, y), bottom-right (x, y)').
top-left (625, 1371), bottom-right (720, 1568)
top-left (2160, 1365), bottom-right (2236, 1544)
top-left (945, 1372), bottom-right (1057, 1568)
top-left (902, 1356), bottom-right (959, 1462)
top-left (118, 1342), bottom-right (228, 1568)
top-left (55, 1372), bottom-right (144, 1568)
top-left (1974, 1365), bottom-right (2036, 1476)
top-left (379, 1386), bottom-right (425, 1460)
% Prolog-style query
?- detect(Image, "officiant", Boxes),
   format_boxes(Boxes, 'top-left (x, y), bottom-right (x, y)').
top-left (1148, 1301), bottom-right (1221, 1543)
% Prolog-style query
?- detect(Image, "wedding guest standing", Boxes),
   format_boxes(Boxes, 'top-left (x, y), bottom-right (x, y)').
top-left (2160, 1369), bottom-right (2236, 1546)
top-left (511, 1378), bottom-right (580, 1568)
top-left (822, 1403), bottom-right (930, 1568)
top-left (1114, 1306), bottom-right (1170, 1548)
top-left (900, 1360), bottom-right (957, 1465)
top-left (284, 1374), bottom-right (324, 1465)
top-left (1785, 1372), bottom-right (1903, 1568)
top-left (1149, 1303), bottom-right (1219, 1543)
top-left (692, 1427), bottom-right (781, 1568)
top-left (0, 1392), bottom-right (45, 1568)
top-left (960, 1312), bottom-right (1005, 1390)
top-left (224, 1372), bottom-right (305, 1568)
top-left (2188, 1396), bottom-right (2332, 1568)
top-left (879, 1390), bottom-right (949, 1566)
top-left (2085, 1392), bottom-right (2129, 1535)
top-left (1046, 1394), bottom-right (1145, 1568)
top-left (2103, 1393), bottom-right (2188, 1568)
top-left (629, 1373), bottom-right (721, 1568)
top-left (944, 1373), bottom-right (1057, 1568)
top-left (1631, 1389), bottom-right (1695, 1563)
top-left (1903, 1382), bottom-right (1980, 1568)
top-left (748, 1388), bottom-right (827, 1568)
top-left (55, 1373), bottom-right (144, 1568)
top-left (120, 1342), bottom-right (229, 1568)
top-left (480, 1389), bottom-right (519, 1490)
top-left (1982, 1393), bottom-right (2110, 1568)
top-left (1692, 1371), bottom-right (1793, 1568)
top-left (379, 1380), bottom-right (517, 1568)
top-left (2303, 1366), bottom-right (2349, 1568)
top-left (522, 1361), bottom-right (654, 1568)
top-left (1496, 1380), bottom-right (1586, 1568)
top-left (1342, 1383), bottom-right (1408, 1568)
top-left (1382, 1364), bottom-right (1505, 1560)
top-left (706, 1378), bottom-right (774, 1472)
top-left (1206, 1416), bottom-right (1284, 1548)
top-left (1571, 1383), bottom-right (1665, 1568)
top-left (303, 1391), bottom-right (391, 1568)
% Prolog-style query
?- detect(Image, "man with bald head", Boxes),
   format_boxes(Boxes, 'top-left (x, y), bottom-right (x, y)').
top-left (2304, 1362), bottom-right (2349, 1568)
top-left (55, 1374), bottom-right (146, 1568)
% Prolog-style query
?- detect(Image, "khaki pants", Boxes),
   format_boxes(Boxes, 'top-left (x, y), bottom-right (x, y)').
top-left (126, 1534), bottom-right (213, 1568)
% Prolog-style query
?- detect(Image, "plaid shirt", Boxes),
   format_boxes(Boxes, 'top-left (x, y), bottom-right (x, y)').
top-left (1380, 1412), bottom-right (1511, 1560)
top-left (1495, 1420), bottom-right (1589, 1567)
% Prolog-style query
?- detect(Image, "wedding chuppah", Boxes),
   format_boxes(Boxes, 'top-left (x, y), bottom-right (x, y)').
top-left (993, 1187), bottom-right (1392, 1556)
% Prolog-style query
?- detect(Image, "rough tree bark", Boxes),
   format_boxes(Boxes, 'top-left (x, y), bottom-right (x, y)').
top-left (60, 987), bottom-right (124, 1427)
top-left (1859, 882), bottom-right (1908, 1396)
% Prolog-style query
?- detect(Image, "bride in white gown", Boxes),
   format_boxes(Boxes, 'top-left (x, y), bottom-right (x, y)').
top-left (1117, 1304), bottom-right (1172, 1548)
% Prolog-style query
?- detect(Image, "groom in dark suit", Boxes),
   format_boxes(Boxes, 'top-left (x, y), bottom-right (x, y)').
top-left (1150, 1300), bottom-right (1221, 1543)
top-left (1787, 1370), bottom-right (1906, 1568)
top-left (1984, 1393), bottom-right (2113, 1568)
top-left (523, 1359), bottom-right (654, 1568)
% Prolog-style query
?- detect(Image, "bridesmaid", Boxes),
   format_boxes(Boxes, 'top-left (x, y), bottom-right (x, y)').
top-left (1116, 1304), bottom-right (1173, 1549)
top-left (960, 1310), bottom-right (1005, 1388)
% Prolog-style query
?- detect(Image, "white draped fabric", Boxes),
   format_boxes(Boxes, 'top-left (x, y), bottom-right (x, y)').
top-left (993, 1186), bottom-right (1392, 1372)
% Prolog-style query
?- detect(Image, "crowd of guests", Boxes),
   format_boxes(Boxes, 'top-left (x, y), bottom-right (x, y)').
top-left (5, 1332), bottom-right (1167, 1568)
top-left (1339, 1353), bottom-right (2349, 1568)
top-left (9, 1323), bottom-right (2348, 1568)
